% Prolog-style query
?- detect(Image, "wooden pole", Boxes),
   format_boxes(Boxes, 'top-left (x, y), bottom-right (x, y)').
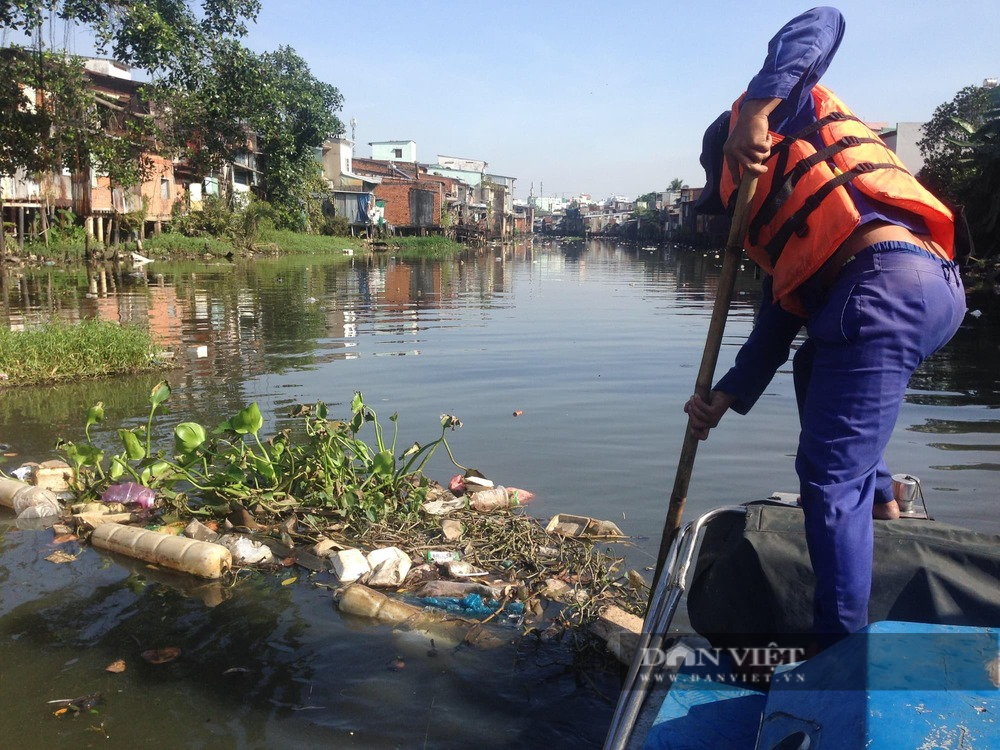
top-left (648, 175), bottom-right (758, 593)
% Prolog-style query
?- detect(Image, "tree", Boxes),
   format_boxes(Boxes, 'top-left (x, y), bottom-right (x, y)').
top-left (2, 2), bottom-right (350, 237)
top-left (253, 46), bottom-right (344, 229)
top-left (949, 115), bottom-right (1000, 260)
top-left (918, 83), bottom-right (1000, 260)
top-left (668, 177), bottom-right (684, 191)
top-left (158, 38), bottom-right (272, 180)
top-left (1, 0), bottom-right (263, 245)
top-left (917, 84), bottom-right (994, 201)
top-left (0, 1), bottom-right (262, 81)
top-left (158, 42), bottom-right (344, 229)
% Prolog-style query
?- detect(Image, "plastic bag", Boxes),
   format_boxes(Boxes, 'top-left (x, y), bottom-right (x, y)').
top-left (217, 534), bottom-right (273, 565)
top-left (420, 593), bottom-right (525, 620)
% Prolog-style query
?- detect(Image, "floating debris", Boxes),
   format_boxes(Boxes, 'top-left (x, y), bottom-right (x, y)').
top-left (545, 513), bottom-right (626, 539)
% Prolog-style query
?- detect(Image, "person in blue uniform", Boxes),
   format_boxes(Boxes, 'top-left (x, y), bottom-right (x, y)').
top-left (685, 6), bottom-right (967, 645)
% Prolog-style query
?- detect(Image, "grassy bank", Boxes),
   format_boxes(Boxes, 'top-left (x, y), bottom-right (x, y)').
top-left (16, 230), bottom-right (462, 261)
top-left (0, 320), bottom-right (168, 386)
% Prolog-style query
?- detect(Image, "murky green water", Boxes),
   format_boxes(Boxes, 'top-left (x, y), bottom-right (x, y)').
top-left (1, 239), bottom-right (998, 748)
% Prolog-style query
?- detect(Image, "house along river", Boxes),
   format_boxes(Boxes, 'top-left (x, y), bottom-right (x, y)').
top-left (1, 238), bottom-right (997, 748)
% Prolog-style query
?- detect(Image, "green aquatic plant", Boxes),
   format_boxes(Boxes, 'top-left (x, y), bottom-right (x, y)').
top-left (0, 321), bottom-right (165, 386)
top-left (58, 383), bottom-right (468, 525)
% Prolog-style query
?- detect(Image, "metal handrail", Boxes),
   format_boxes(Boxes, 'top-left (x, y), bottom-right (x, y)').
top-left (603, 506), bottom-right (746, 750)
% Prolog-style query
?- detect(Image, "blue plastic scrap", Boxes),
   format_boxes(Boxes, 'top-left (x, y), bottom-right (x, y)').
top-left (419, 593), bottom-right (525, 620)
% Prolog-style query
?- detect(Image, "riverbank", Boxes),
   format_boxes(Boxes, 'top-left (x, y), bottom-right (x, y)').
top-left (4, 229), bottom-right (465, 264)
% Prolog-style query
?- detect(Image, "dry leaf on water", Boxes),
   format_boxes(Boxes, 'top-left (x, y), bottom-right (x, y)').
top-left (45, 551), bottom-right (78, 564)
top-left (141, 647), bottom-right (181, 664)
top-left (105, 659), bottom-right (126, 674)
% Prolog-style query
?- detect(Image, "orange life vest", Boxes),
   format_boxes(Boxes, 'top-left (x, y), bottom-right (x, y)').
top-left (720, 84), bottom-right (954, 315)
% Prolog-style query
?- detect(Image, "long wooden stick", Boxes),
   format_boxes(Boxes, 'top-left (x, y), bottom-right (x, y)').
top-left (648, 175), bottom-right (758, 593)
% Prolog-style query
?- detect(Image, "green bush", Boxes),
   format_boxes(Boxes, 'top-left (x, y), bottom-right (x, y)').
top-left (320, 216), bottom-right (351, 236)
top-left (170, 195), bottom-right (235, 238)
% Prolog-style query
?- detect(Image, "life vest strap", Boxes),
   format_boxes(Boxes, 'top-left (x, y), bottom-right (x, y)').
top-left (764, 161), bottom-right (908, 265)
top-left (749, 134), bottom-right (888, 245)
top-left (769, 110), bottom-right (857, 153)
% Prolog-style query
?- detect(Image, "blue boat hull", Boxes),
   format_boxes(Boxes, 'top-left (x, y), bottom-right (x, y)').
top-left (643, 620), bottom-right (999, 750)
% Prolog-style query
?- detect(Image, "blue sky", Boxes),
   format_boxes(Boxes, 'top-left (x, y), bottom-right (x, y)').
top-left (24, 0), bottom-right (999, 201)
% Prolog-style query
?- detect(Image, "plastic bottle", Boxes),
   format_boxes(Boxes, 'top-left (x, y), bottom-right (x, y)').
top-left (469, 487), bottom-right (517, 511)
top-left (442, 560), bottom-right (487, 578)
top-left (337, 583), bottom-right (506, 649)
top-left (90, 522), bottom-right (232, 579)
top-left (0, 478), bottom-right (62, 518)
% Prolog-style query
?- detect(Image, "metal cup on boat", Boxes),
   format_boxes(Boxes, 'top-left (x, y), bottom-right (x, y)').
top-left (891, 473), bottom-right (920, 513)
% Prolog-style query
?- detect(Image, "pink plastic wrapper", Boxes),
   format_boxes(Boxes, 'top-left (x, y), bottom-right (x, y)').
top-left (101, 482), bottom-right (157, 509)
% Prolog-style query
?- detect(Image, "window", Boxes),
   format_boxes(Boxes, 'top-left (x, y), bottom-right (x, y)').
top-left (160, 177), bottom-right (170, 200)
top-left (393, 148), bottom-right (403, 159)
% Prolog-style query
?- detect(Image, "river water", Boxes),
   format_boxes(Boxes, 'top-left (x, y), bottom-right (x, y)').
top-left (1, 239), bottom-right (998, 748)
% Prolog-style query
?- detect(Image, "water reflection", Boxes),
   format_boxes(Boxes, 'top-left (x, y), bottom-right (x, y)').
top-left (1, 239), bottom-right (998, 748)
top-left (1, 241), bottom-right (996, 520)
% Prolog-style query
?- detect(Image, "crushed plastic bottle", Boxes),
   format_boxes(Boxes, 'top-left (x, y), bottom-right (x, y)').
top-left (466, 486), bottom-right (536, 512)
top-left (101, 482), bottom-right (157, 509)
top-left (426, 550), bottom-right (461, 564)
top-left (12, 485), bottom-right (61, 519)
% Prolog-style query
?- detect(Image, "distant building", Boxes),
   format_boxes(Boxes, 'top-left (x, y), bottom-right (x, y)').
top-left (436, 155), bottom-right (487, 173)
top-left (879, 122), bottom-right (927, 174)
top-left (317, 137), bottom-right (380, 228)
top-left (531, 195), bottom-right (570, 213)
top-left (370, 140), bottom-right (417, 162)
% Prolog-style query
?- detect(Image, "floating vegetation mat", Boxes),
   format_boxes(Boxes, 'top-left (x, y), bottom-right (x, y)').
top-left (290, 502), bottom-right (648, 633)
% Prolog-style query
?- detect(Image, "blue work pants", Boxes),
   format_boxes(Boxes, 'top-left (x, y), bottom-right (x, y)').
top-left (792, 241), bottom-right (966, 639)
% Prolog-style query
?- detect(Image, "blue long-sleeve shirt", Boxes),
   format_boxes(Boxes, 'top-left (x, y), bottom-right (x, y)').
top-left (745, 6), bottom-right (845, 134)
top-left (711, 6), bottom-right (925, 414)
top-left (712, 7), bottom-right (846, 413)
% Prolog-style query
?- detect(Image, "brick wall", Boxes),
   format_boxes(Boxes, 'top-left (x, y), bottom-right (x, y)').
top-left (374, 179), bottom-right (441, 227)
